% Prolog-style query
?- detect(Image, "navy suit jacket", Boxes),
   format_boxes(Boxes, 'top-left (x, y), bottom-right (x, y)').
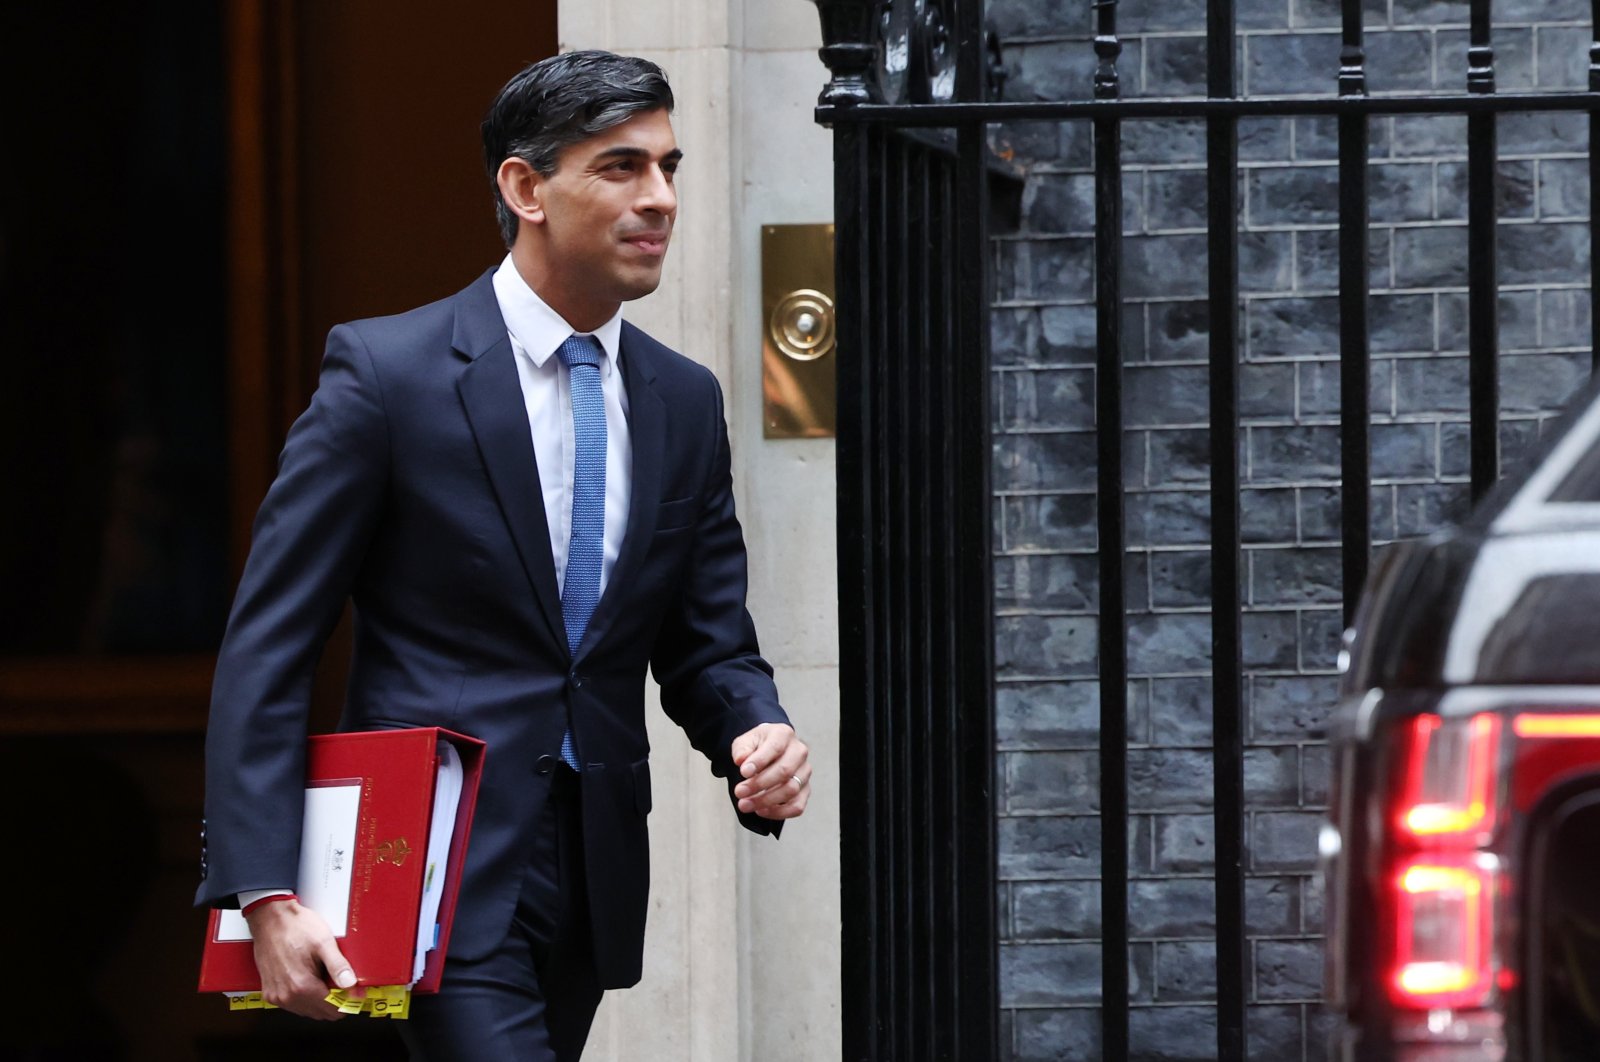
top-left (197, 269), bottom-right (789, 989)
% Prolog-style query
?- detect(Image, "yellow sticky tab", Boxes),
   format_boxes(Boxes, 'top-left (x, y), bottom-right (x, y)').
top-left (324, 988), bottom-right (367, 1014)
top-left (225, 991), bottom-right (277, 1011)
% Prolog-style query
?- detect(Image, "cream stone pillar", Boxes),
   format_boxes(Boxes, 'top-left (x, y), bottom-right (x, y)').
top-left (554, 3), bottom-right (839, 1061)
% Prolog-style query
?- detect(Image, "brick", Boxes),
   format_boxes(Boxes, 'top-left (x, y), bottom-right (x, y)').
top-left (1128, 490), bottom-right (1210, 547)
top-left (999, 237), bottom-right (1096, 301)
top-left (1008, 750), bottom-right (1101, 813)
top-left (1302, 744), bottom-right (1332, 805)
top-left (1299, 608), bottom-right (1344, 670)
top-left (1240, 118), bottom-right (1293, 162)
top-left (1297, 358), bottom-right (1395, 418)
top-left (1366, 30), bottom-right (1436, 93)
top-left (1245, 1004), bottom-right (1306, 1062)
top-left (1249, 166), bottom-right (1337, 227)
top-left (1130, 612), bottom-right (1214, 673)
top-left (1002, 942), bottom-right (1105, 1005)
top-left (1147, 168), bottom-right (1211, 232)
top-left (1540, 288), bottom-right (1591, 348)
top-left (1012, 1008), bottom-right (1104, 1062)
top-left (1143, 35), bottom-right (1208, 97)
top-left (1151, 550), bottom-right (1213, 608)
top-left (1371, 421), bottom-right (1436, 480)
top-left (1128, 1005), bottom-right (1219, 1061)
top-left (1252, 812), bottom-right (1323, 872)
top-left (1125, 118), bottom-right (1209, 165)
top-left (996, 553), bottom-right (1099, 612)
top-left (997, 615), bottom-right (1099, 677)
top-left (1247, 33), bottom-right (1341, 96)
top-left (1294, 114), bottom-right (1392, 162)
top-left (1292, 227), bottom-right (1393, 295)
top-left (995, 433), bottom-right (1099, 491)
top-left (1500, 111), bottom-right (1587, 155)
top-left (1250, 674), bottom-right (1338, 742)
top-left (1150, 676), bottom-right (1215, 745)
top-left (1149, 301), bottom-right (1213, 360)
top-left (1536, 25), bottom-right (1590, 90)
top-left (1246, 876), bottom-right (1300, 935)
top-left (1005, 493), bottom-right (1097, 552)
top-left (1129, 749), bottom-right (1215, 810)
top-left (1255, 939), bottom-right (1324, 1001)
top-left (993, 121), bottom-right (1068, 166)
top-left (1390, 114), bottom-right (1469, 158)
top-left (1024, 173), bottom-right (1097, 236)
top-left (1294, 0), bottom-right (1387, 28)
top-left (1000, 815), bottom-right (1103, 879)
top-left (1241, 487), bottom-right (1297, 545)
top-left (1157, 940), bottom-right (1219, 1001)
top-left (1500, 352), bottom-right (1588, 413)
top-left (998, 680), bottom-right (1101, 750)
top-left (1435, 158), bottom-right (1537, 220)
top-left (1439, 421), bottom-right (1470, 478)
top-left (1013, 880), bottom-right (1103, 939)
top-left (1156, 813), bottom-right (1216, 872)
top-left (1393, 225), bottom-right (1467, 288)
top-left (1001, 41), bottom-right (1098, 104)
top-left (993, 307), bottom-right (1040, 368)
top-left (1241, 362), bottom-right (1298, 419)
top-left (1119, 0), bottom-right (1208, 33)
top-left (1496, 0), bottom-right (1588, 18)
top-left (1039, 304), bottom-right (1099, 364)
top-left (1295, 486), bottom-right (1341, 543)
top-left (1370, 293), bottom-right (1438, 353)
top-left (1248, 297), bottom-right (1340, 359)
top-left (1501, 416), bottom-right (1545, 470)
top-left (1245, 746), bottom-right (1301, 807)
top-left (1128, 365), bottom-right (1212, 427)
top-left (1127, 235), bottom-right (1212, 298)
top-left (1250, 424), bottom-right (1341, 481)
top-left (1393, 355), bottom-right (1468, 414)
top-left (1438, 290), bottom-right (1538, 352)
top-left (1131, 943), bottom-right (1157, 1003)
top-left (1540, 156), bottom-right (1590, 219)
top-left (1303, 873), bottom-right (1326, 932)
top-left (1242, 610), bottom-right (1300, 669)
top-left (1241, 230), bottom-right (1297, 294)
top-left (1394, 481), bottom-right (1472, 536)
top-left (987, 0), bottom-right (1087, 37)
top-left (1251, 546), bottom-right (1342, 606)
top-left (1130, 877), bottom-right (1217, 936)
top-left (1239, 0), bottom-right (1291, 29)
top-left (1501, 222), bottom-right (1589, 285)
top-left (1001, 368), bottom-right (1096, 431)
top-left (1149, 428), bottom-right (1216, 486)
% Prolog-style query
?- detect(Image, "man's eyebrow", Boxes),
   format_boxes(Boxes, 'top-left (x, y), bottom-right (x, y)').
top-left (591, 145), bottom-right (685, 164)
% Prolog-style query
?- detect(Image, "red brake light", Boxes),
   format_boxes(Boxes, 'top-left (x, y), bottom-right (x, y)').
top-left (1390, 856), bottom-right (1494, 1010)
top-left (1398, 713), bottom-right (1501, 841)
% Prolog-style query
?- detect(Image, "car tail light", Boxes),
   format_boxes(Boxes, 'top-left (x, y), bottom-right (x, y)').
top-left (1390, 856), bottom-right (1494, 1010)
top-left (1398, 713), bottom-right (1501, 842)
top-left (1383, 712), bottom-right (1503, 1011)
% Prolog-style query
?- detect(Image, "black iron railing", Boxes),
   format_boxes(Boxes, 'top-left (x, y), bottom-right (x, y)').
top-left (810, 0), bottom-right (1600, 1058)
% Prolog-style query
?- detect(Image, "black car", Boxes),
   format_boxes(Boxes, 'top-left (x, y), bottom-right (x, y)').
top-left (1325, 378), bottom-right (1600, 1062)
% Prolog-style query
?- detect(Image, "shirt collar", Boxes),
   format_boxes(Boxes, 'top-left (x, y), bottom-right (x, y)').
top-left (491, 254), bottom-right (624, 371)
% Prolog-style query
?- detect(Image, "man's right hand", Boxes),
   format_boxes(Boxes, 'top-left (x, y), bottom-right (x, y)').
top-left (246, 898), bottom-right (358, 1020)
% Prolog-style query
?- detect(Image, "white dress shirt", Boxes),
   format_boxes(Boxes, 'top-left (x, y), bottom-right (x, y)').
top-left (237, 257), bottom-right (633, 908)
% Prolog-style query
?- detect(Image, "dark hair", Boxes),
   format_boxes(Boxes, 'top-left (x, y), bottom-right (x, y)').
top-left (482, 50), bottom-right (675, 247)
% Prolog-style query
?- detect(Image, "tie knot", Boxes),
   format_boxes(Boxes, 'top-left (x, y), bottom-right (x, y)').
top-left (557, 334), bottom-right (603, 370)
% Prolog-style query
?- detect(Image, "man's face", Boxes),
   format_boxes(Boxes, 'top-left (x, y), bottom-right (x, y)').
top-left (534, 108), bottom-right (680, 310)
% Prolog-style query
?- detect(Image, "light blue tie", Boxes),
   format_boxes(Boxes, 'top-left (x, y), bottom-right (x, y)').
top-left (557, 334), bottom-right (606, 770)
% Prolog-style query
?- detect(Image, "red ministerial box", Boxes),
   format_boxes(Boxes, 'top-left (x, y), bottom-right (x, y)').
top-left (197, 727), bottom-right (485, 995)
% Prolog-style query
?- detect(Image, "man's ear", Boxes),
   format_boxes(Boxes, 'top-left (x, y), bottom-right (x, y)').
top-left (497, 157), bottom-right (546, 227)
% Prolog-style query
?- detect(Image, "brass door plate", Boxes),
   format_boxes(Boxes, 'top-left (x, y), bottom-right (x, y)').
top-left (762, 223), bottom-right (836, 438)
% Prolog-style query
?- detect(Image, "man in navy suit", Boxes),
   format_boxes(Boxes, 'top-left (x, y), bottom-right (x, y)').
top-left (196, 51), bottom-right (812, 1060)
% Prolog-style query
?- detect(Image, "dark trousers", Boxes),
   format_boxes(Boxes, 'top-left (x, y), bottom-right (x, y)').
top-left (400, 766), bottom-right (603, 1061)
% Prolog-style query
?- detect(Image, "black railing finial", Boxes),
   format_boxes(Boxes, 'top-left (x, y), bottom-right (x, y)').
top-left (1093, 0), bottom-right (1121, 101)
top-left (810, 0), bottom-right (879, 108)
top-left (1339, 0), bottom-right (1366, 97)
top-left (1468, 0), bottom-right (1495, 94)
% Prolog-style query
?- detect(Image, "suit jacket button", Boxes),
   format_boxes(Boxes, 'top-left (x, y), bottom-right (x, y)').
top-left (569, 672), bottom-right (583, 689)
top-left (534, 754), bottom-right (557, 775)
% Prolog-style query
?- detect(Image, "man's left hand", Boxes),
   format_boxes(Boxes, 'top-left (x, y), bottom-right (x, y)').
top-left (730, 723), bottom-right (811, 820)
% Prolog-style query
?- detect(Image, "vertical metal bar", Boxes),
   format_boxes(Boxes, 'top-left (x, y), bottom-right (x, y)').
top-left (1468, 0), bottom-right (1500, 500)
top-left (874, 129), bottom-right (898, 1062)
top-left (1590, 10), bottom-right (1600, 376)
top-left (835, 118), bottom-right (878, 1062)
top-left (953, 4), bottom-right (998, 1058)
top-left (1338, 0), bottom-right (1372, 627)
top-left (1206, 0), bottom-right (1246, 1056)
top-left (889, 132), bottom-right (913, 1062)
top-left (1093, 4), bottom-right (1129, 1059)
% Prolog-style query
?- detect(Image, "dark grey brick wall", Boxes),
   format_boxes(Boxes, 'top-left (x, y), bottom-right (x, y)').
top-left (988, 2), bottom-right (1593, 1059)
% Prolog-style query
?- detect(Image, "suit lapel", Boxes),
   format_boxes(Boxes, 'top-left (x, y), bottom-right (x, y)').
top-left (452, 273), bottom-right (567, 650)
top-left (578, 323), bottom-right (664, 658)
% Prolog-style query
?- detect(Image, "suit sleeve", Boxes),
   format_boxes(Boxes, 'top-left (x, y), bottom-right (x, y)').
top-left (649, 372), bottom-right (791, 837)
top-left (195, 325), bottom-right (390, 906)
